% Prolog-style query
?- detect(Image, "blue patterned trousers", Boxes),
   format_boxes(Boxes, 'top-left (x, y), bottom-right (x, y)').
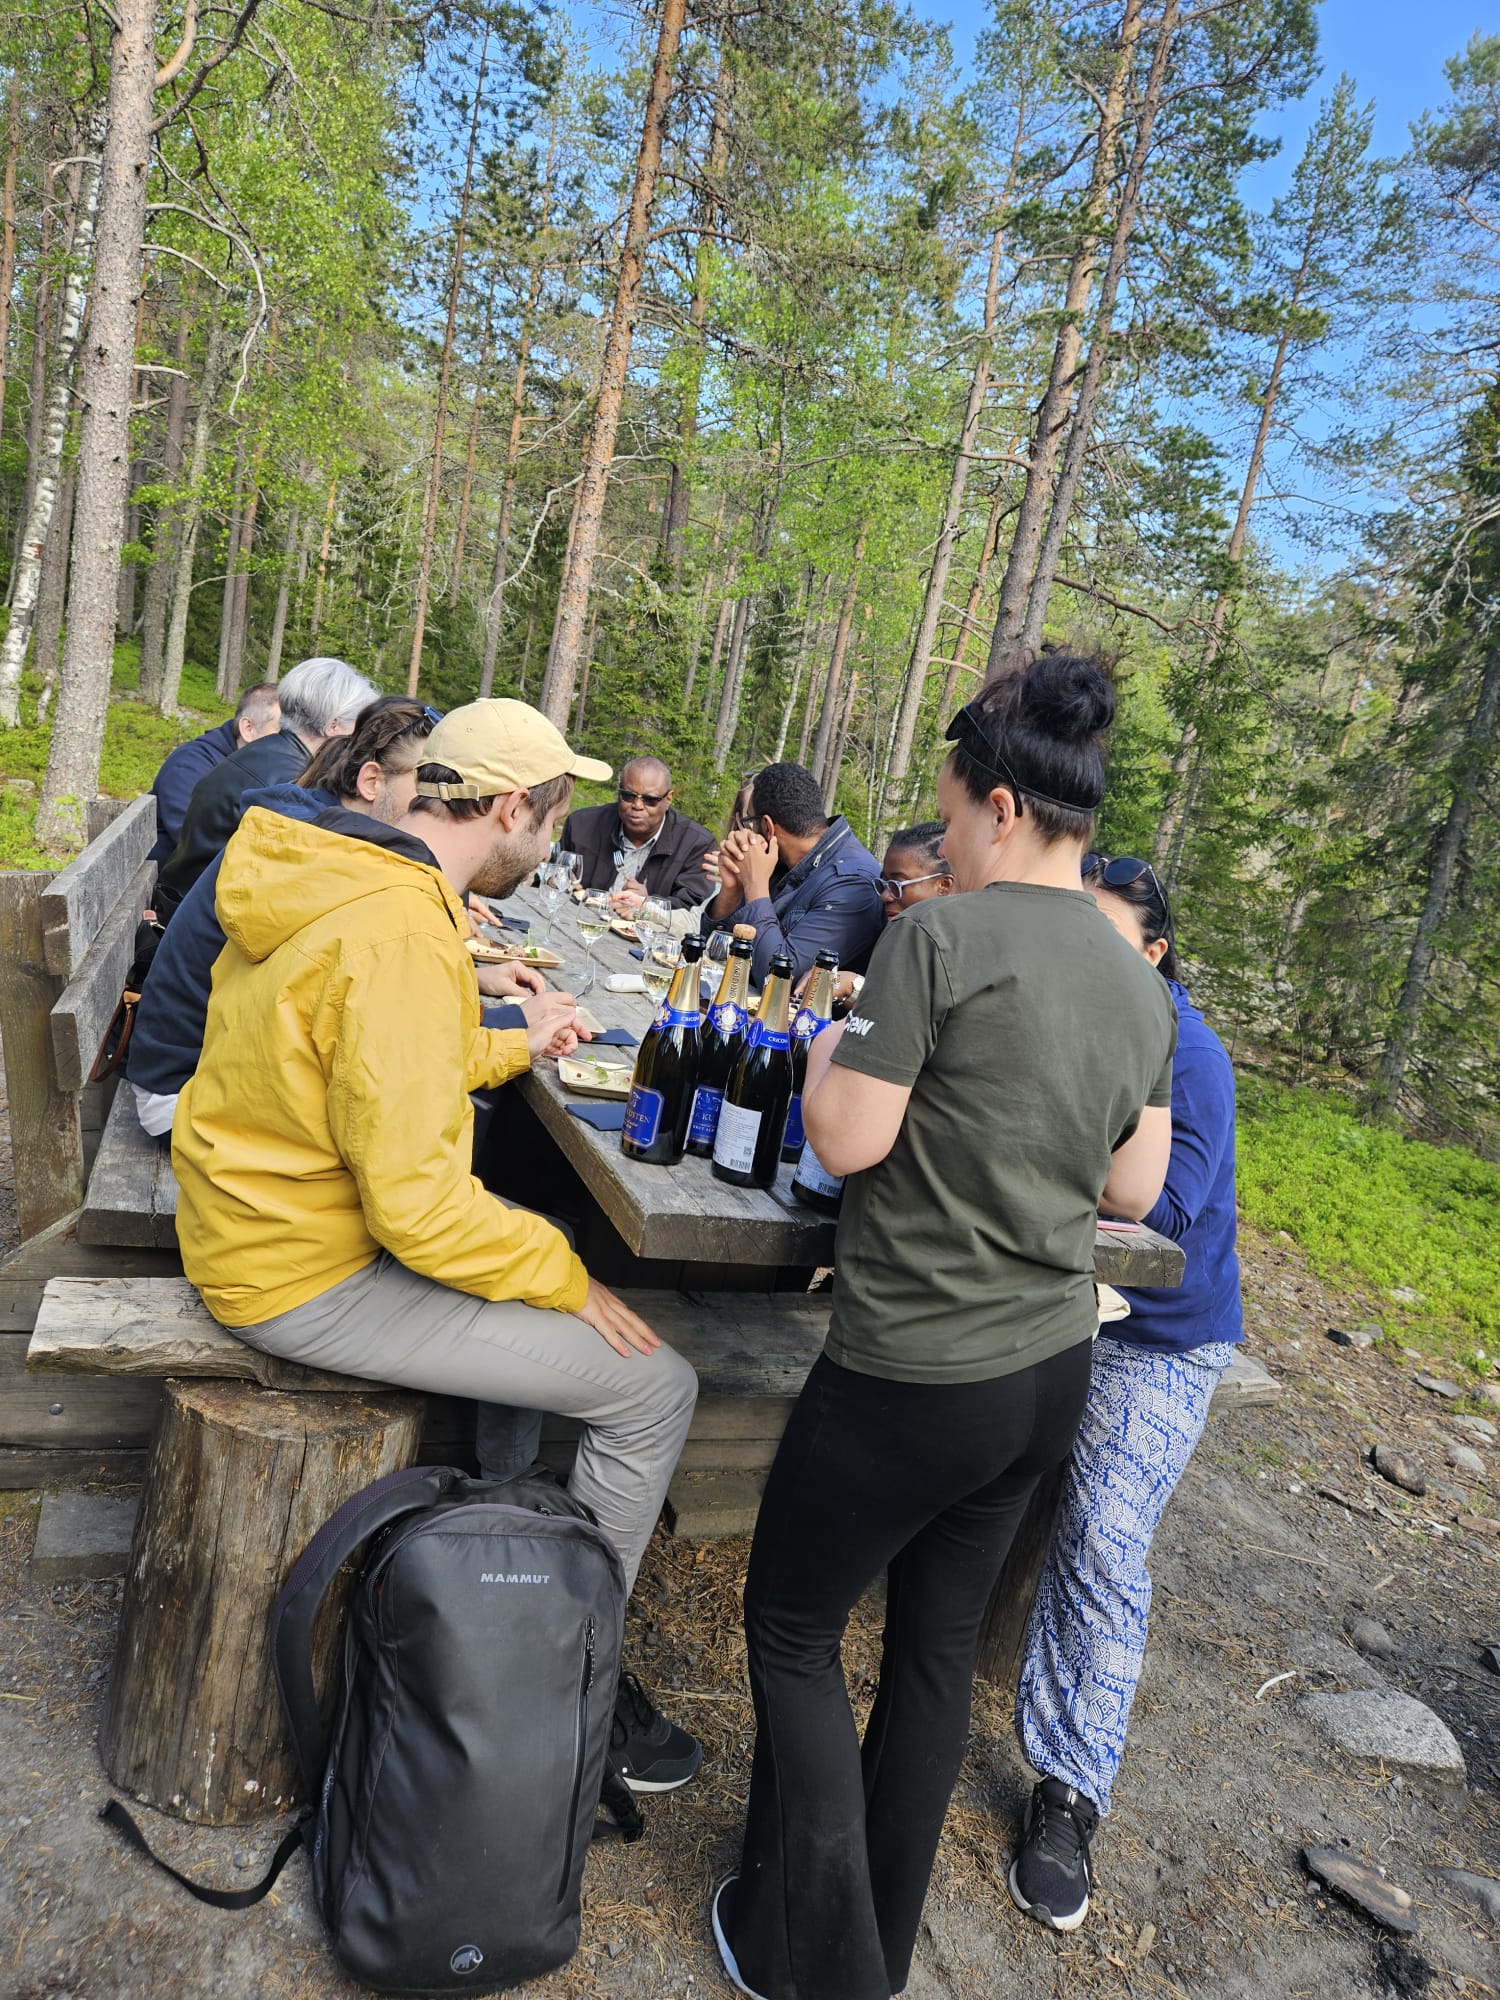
top-left (1014, 1334), bottom-right (1236, 1815)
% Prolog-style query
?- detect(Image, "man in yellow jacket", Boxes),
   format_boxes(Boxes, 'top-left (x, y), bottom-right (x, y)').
top-left (174, 698), bottom-right (702, 1792)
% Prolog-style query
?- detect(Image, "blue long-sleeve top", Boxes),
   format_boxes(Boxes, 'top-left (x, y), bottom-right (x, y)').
top-left (1112, 979), bottom-right (1242, 1353)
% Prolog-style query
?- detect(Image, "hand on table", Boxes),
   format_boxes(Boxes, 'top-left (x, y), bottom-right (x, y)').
top-left (576, 1278), bottom-right (661, 1358)
top-left (609, 878), bottom-right (647, 914)
top-left (477, 960), bottom-right (548, 999)
top-left (722, 827), bottom-right (776, 904)
top-left (522, 991), bottom-right (581, 1060)
top-left (522, 987), bottom-right (592, 1041)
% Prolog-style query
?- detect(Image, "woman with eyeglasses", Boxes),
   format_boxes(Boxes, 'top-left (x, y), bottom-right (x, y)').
top-left (711, 655), bottom-right (1178, 2000)
top-left (1007, 854), bottom-right (1241, 1935)
top-left (799, 822), bottom-right (954, 1013)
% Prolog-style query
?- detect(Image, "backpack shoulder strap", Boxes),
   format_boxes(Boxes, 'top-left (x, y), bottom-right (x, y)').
top-left (272, 1463), bottom-right (454, 1793)
top-left (100, 1799), bottom-right (304, 1909)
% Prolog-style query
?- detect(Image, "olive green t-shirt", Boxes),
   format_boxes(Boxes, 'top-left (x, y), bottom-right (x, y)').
top-left (824, 883), bottom-right (1177, 1384)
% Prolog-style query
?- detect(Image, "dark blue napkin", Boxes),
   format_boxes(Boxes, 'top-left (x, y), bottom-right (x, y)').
top-left (567, 1102), bottom-right (626, 1132)
top-left (496, 911), bottom-right (531, 933)
top-left (629, 947), bottom-right (644, 961)
top-left (586, 1027), bottom-right (638, 1047)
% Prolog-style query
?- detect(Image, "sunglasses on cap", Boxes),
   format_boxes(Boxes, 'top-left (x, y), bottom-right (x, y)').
top-left (1084, 853), bottom-right (1166, 903)
top-left (619, 786), bottom-right (669, 807)
top-left (421, 705), bottom-right (443, 728)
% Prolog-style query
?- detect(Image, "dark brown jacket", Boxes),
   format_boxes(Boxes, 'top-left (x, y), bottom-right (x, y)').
top-left (560, 802), bottom-right (715, 909)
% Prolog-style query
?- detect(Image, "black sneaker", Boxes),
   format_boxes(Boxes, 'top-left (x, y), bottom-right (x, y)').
top-left (611, 1670), bottom-right (704, 1793)
top-left (1007, 1777), bottom-right (1099, 1932)
top-left (711, 1876), bottom-right (768, 2000)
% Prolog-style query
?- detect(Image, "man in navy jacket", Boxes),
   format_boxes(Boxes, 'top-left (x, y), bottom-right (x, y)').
top-left (146, 684), bottom-right (280, 862)
top-left (700, 761), bottom-right (883, 985)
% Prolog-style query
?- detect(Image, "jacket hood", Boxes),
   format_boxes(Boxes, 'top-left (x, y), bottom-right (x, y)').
top-left (216, 803), bottom-right (455, 964)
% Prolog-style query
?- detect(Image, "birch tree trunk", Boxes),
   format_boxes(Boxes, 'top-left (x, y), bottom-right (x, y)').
top-left (1371, 646), bottom-right (1500, 1116)
top-left (698, 575), bottom-right (735, 718)
top-left (810, 523), bottom-right (868, 784)
top-left (407, 30), bottom-right (488, 696)
top-left (540, 0), bottom-right (688, 723)
top-left (774, 569), bottom-right (826, 761)
top-left (7, 149), bottom-right (60, 605)
top-left (309, 476), bottom-right (337, 644)
top-left (0, 74), bottom-right (19, 448)
top-left (31, 462), bottom-right (76, 714)
top-left (224, 472), bottom-right (260, 693)
top-left (824, 667), bottom-right (860, 811)
top-left (0, 146), bottom-right (101, 724)
top-left (160, 317), bottom-right (228, 717)
top-left (138, 318), bottom-right (194, 705)
top-left (1021, 0), bottom-right (1180, 653)
top-left (986, 0), bottom-right (1143, 678)
top-left (712, 595), bottom-right (754, 770)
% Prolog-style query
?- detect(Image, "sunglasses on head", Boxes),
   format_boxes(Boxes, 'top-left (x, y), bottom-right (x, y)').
top-left (1085, 853), bottom-right (1166, 902)
top-left (619, 787), bottom-right (668, 807)
top-left (421, 705), bottom-right (443, 728)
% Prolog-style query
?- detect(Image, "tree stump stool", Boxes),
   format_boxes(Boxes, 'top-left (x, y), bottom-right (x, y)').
top-left (100, 1378), bottom-right (425, 1824)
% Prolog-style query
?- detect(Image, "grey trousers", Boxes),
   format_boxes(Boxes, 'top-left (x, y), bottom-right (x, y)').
top-left (238, 1253), bottom-right (697, 1591)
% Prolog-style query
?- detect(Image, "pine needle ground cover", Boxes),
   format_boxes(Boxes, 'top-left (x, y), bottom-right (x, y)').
top-left (0, 642), bottom-right (225, 866)
top-left (1237, 1076), bottom-right (1500, 1376)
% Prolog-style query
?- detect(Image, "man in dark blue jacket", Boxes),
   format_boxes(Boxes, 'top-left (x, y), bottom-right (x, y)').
top-left (699, 761), bottom-right (883, 985)
top-left (146, 683), bottom-right (280, 862)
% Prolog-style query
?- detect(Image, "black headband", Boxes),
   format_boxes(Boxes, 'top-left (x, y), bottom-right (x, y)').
top-left (944, 704), bottom-right (1104, 814)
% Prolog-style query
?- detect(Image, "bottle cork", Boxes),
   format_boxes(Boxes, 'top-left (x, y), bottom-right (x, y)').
top-left (732, 923), bottom-right (757, 940)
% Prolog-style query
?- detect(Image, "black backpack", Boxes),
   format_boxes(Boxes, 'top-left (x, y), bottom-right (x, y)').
top-left (104, 1466), bottom-right (644, 1995)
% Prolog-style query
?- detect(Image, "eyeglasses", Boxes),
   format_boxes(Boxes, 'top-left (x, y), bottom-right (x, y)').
top-left (877, 868), bottom-right (949, 902)
top-left (1084, 853), bottom-right (1166, 903)
top-left (618, 788), bottom-right (668, 807)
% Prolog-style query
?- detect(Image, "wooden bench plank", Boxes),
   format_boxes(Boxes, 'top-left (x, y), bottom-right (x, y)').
top-left (39, 793), bottom-right (156, 977)
top-left (78, 1088), bottom-right (178, 1249)
top-left (0, 873), bottom-right (86, 1238)
top-left (50, 857), bottom-right (156, 1092)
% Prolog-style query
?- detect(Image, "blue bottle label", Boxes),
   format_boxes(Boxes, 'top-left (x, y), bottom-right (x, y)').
top-left (754, 1028), bottom-right (790, 1052)
top-left (653, 1003), bottom-right (700, 1031)
top-left (783, 1094), bottom-right (805, 1153)
top-left (791, 1007), bottom-right (829, 1043)
top-left (623, 1086), bottom-right (663, 1151)
top-left (711, 1001), bottom-right (746, 1038)
top-left (688, 1086), bottom-right (723, 1147)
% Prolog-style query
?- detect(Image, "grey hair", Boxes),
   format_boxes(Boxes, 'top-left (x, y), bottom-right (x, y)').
top-left (276, 656), bottom-right (376, 740)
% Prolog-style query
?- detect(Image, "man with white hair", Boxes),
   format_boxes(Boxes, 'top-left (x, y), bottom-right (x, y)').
top-left (152, 657), bottom-right (375, 926)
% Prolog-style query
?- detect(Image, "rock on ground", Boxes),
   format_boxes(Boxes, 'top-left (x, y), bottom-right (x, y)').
top-left (1298, 1692), bottom-right (1466, 1779)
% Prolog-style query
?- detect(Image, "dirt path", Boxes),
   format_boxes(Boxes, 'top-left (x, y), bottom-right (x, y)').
top-left (1, 1230), bottom-right (1497, 2000)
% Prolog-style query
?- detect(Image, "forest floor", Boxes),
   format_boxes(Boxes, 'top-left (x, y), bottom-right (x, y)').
top-left (1, 1200), bottom-right (1498, 1995)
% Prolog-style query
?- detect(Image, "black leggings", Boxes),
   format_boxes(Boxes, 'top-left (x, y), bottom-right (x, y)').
top-left (730, 1344), bottom-right (1092, 2000)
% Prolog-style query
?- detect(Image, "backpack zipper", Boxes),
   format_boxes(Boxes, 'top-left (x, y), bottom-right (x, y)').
top-left (557, 1617), bottom-right (596, 1901)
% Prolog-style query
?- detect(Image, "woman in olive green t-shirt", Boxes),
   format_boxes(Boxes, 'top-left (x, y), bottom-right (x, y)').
top-left (711, 655), bottom-right (1175, 2000)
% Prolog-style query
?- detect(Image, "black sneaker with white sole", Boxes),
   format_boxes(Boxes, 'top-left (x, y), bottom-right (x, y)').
top-left (1007, 1777), bottom-right (1099, 1932)
top-left (611, 1670), bottom-right (704, 1793)
top-left (711, 1876), bottom-right (769, 2000)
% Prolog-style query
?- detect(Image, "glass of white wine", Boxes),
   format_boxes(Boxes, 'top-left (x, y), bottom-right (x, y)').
top-left (641, 942), bottom-right (675, 1009)
top-left (575, 891), bottom-right (610, 998)
top-left (537, 862), bottom-right (566, 946)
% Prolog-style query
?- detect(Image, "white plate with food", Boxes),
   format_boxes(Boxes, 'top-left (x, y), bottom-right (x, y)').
top-left (467, 938), bottom-right (564, 969)
top-left (558, 1054), bottom-right (633, 1100)
top-left (608, 919), bottom-right (642, 942)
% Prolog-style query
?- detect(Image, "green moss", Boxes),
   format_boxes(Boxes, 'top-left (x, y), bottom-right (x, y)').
top-left (1238, 1076), bottom-right (1500, 1370)
top-left (0, 643), bottom-right (231, 863)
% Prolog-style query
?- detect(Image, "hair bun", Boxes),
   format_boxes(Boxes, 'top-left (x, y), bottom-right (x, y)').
top-left (1023, 653), bottom-right (1115, 742)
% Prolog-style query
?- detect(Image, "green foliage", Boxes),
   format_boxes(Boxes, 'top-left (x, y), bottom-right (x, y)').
top-left (1237, 1076), bottom-right (1500, 1370)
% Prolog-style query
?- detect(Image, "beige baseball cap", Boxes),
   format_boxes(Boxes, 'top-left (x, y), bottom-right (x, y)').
top-left (414, 699), bottom-right (611, 800)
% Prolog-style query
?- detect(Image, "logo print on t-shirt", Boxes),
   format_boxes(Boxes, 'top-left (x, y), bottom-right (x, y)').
top-left (844, 1016), bottom-right (874, 1038)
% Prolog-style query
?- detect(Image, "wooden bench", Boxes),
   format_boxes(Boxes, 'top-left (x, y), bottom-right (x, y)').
top-left (27, 1272), bottom-right (833, 1822)
top-left (0, 796), bottom-right (157, 1242)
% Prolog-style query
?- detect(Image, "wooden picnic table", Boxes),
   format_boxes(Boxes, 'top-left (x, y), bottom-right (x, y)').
top-left (499, 882), bottom-right (1187, 1292)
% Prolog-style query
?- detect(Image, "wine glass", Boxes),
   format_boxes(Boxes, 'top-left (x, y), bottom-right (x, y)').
top-left (700, 927), bottom-right (730, 1002)
top-left (576, 891), bottom-right (610, 998)
top-left (537, 862), bottom-right (566, 946)
top-left (555, 849), bottom-right (582, 897)
top-left (641, 940), bottom-right (675, 1010)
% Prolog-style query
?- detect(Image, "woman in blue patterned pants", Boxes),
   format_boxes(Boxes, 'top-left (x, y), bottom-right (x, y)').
top-left (1009, 857), bottom-right (1243, 1934)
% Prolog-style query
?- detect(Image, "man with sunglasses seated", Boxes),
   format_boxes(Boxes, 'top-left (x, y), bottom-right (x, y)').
top-left (560, 756), bottom-right (715, 912)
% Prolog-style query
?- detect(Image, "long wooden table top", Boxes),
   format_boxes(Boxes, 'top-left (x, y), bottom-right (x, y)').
top-left (502, 885), bottom-right (1186, 1287)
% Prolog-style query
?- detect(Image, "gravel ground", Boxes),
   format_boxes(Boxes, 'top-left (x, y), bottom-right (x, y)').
top-left (0, 1207), bottom-right (1496, 1996)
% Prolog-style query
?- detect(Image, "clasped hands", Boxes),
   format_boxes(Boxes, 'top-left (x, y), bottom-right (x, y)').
top-left (713, 825), bottom-right (779, 906)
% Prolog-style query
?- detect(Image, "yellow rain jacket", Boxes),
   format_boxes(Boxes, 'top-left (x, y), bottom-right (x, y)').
top-left (173, 806), bottom-right (589, 1328)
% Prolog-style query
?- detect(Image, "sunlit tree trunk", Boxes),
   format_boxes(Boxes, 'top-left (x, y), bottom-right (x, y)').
top-left (0, 75), bottom-right (19, 467)
top-left (309, 476), bottom-right (337, 644)
top-left (135, 315), bottom-right (191, 704)
top-left (986, 0), bottom-right (1142, 678)
top-left (661, 52), bottom-right (731, 574)
top-left (448, 304), bottom-right (491, 611)
top-left (215, 434), bottom-right (248, 699)
top-left (810, 522), bottom-right (868, 786)
top-left (31, 461), bottom-right (76, 717)
top-left (541, 0), bottom-right (688, 723)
